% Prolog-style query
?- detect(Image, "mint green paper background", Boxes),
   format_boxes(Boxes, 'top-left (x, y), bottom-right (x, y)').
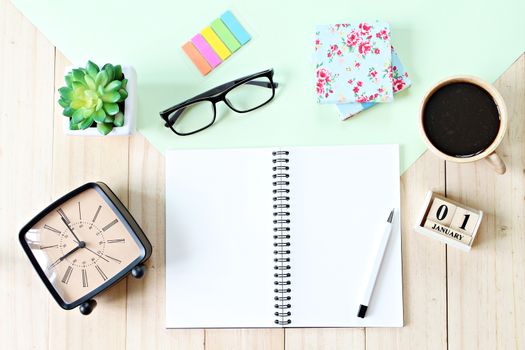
top-left (10, 0), bottom-right (524, 172)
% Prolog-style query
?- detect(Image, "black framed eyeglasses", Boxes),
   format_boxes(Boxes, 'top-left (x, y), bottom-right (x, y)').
top-left (159, 69), bottom-right (278, 136)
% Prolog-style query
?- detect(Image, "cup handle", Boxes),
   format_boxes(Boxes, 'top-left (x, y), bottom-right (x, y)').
top-left (484, 152), bottom-right (506, 174)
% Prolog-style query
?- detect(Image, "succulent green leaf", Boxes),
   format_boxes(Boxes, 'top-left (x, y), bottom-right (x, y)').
top-left (114, 65), bottom-right (123, 80)
top-left (63, 106), bottom-right (74, 117)
top-left (71, 81), bottom-right (87, 90)
top-left (59, 87), bottom-right (73, 100)
top-left (84, 74), bottom-right (96, 90)
top-left (93, 108), bottom-right (106, 122)
top-left (103, 102), bottom-right (119, 115)
top-left (97, 122), bottom-right (113, 135)
top-left (102, 91), bottom-right (121, 103)
top-left (118, 88), bottom-right (128, 102)
top-left (113, 112), bottom-right (125, 127)
top-left (104, 115), bottom-right (115, 123)
top-left (71, 68), bottom-right (85, 82)
top-left (72, 107), bottom-right (93, 123)
top-left (103, 64), bottom-right (115, 82)
top-left (84, 89), bottom-right (98, 101)
top-left (104, 80), bottom-right (122, 92)
top-left (121, 78), bottom-right (128, 90)
top-left (72, 108), bottom-right (86, 124)
top-left (69, 118), bottom-right (79, 130)
top-left (64, 74), bottom-right (73, 87)
top-left (70, 99), bottom-right (84, 110)
top-left (95, 70), bottom-right (109, 87)
top-left (85, 108), bottom-right (95, 118)
top-left (79, 116), bottom-right (94, 130)
top-left (58, 98), bottom-right (69, 108)
top-left (95, 98), bottom-right (103, 111)
top-left (86, 61), bottom-right (99, 78)
top-left (96, 85), bottom-right (104, 97)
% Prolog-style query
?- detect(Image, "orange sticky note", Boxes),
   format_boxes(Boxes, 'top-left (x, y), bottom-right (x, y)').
top-left (181, 41), bottom-right (212, 75)
top-left (201, 26), bottom-right (231, 60)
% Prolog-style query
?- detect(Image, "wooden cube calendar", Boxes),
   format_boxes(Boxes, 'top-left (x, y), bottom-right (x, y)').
top-left (415, 191), bottom-right (483, 251)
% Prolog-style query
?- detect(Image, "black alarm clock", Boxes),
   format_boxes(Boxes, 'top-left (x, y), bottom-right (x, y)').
top-left (19, 182), bottom-right (152, 315)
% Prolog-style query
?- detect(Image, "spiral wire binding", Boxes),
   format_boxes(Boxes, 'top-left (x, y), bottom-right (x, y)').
top-left (272, 150), bottom-right (292, 325)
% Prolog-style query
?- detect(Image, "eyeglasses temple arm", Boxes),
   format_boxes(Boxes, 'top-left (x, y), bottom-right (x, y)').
top-left (245, 81), bottom-right (279, 88)
top-left (187, 79), bottom-right (277, 102)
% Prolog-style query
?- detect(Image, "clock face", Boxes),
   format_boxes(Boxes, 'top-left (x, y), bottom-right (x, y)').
top-left (22, 187), bottom-right (142, 305)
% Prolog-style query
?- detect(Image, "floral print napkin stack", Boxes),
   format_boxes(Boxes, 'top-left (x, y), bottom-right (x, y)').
top-left (314, 21), bottom-right (411, 120)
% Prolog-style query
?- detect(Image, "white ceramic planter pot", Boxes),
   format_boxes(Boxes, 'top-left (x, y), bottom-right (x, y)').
top-left (62, 66), bottom-right (137, 136)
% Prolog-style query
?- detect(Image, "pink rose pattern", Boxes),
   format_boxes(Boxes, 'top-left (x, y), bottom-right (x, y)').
top-left (314, 21), bottom-right (394, 104)
top-left (335, 46), bottom-right (412, 120)
top-left (315, 65), bottom-right (338, 99)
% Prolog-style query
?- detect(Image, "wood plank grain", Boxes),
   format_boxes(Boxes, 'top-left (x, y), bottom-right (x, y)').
top-left (126, 133), bottom-right (204, 350)
top-left (205, 329), bottom-right (284, 350)
top-left (0, 0), bottom-right (55, 348)
top-left (285, 328), bottom-right (364, 350)
top-left (47, 50), bottom-right (130, 350)
top-left (366, 151), bottom-right (448, 350)
top-left (446, 54), bottom-right (525, 350)
top-left (3, 0), bottom-right (524, 347)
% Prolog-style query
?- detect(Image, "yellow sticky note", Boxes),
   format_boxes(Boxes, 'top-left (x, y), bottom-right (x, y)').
top-left (201, 26), bottom-right (231, 60)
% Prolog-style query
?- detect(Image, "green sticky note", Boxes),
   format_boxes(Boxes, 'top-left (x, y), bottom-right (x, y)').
top-left (210, 18), bottom-right (241, 53)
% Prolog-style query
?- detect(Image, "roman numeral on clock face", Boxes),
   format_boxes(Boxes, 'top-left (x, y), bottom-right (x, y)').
top-left (43, 224), bottom-right (61, 234)
top-left (82, 269), bottom-right (88, 287)
top-left (107, 238), bottom-right (125, 244)
top-left (95, 265), bottom-right (108, 281)
top-left (92, 205), bottom-right (101, 223)
top-left (102, 219), bottom-right (118, 232)
top-left (61, 266), bottom-right (73, 284)
top-left (57, 208), bottom-right (70, 224)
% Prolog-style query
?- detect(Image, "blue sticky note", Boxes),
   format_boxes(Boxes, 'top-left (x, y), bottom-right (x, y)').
top-left (220, 11), bottom-right (251, 45)
top-left (335, 47), bottom-right (412, 120)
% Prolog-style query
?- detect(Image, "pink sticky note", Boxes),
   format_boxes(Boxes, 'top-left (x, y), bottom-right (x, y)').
top-left (191, 33), bottom-right (221, 68)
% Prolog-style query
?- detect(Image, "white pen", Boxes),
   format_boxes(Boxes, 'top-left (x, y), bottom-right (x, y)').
top-left (357, 208), bottom-right (395, 318)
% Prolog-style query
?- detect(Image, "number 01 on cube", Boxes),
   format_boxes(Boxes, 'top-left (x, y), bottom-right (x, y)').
top-left (415, 191), bottom-right (483, 252)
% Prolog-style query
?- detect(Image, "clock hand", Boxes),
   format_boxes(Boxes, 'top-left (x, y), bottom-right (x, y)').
top-left (60, 242), bottom-right (85, 260)
top-left (49, 241), bottom-right (86, 268)
top-left (61, 216), bottom-right (82, 244)
top-left (84, 246), bottom-right (109, 262)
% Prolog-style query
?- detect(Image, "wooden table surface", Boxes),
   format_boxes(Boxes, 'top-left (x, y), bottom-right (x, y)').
top-left (1, 1), bottom-right (524, 349)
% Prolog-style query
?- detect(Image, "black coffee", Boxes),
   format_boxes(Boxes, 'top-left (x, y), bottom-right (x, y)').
top-left (423, 82), bottom-right (500, 157)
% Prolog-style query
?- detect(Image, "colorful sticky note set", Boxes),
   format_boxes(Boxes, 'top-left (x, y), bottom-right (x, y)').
top-left (182, 11), bottom-right (251, 76)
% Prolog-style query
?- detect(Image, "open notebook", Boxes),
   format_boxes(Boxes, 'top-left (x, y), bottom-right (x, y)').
top-left (166, 145), bottom-right (403, 328)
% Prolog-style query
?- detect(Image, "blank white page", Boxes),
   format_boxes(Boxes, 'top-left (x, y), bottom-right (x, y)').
top-left (288, 145), bottom-right (403, 327)
top-left (165, 148), bottom-right (277, 328)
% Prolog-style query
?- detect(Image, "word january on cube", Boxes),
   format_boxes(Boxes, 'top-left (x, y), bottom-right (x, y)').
top-left (415, 191), bottom-right (483, 252)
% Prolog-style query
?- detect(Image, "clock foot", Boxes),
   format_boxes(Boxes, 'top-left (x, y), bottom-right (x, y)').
top-left (131, 264), bottom-right (146, 279)
top-left (79, 299), bottom-right (97, 315)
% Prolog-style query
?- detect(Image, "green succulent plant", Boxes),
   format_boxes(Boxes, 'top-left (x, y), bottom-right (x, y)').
top-left (58, 61), bottom-right (129, 135)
